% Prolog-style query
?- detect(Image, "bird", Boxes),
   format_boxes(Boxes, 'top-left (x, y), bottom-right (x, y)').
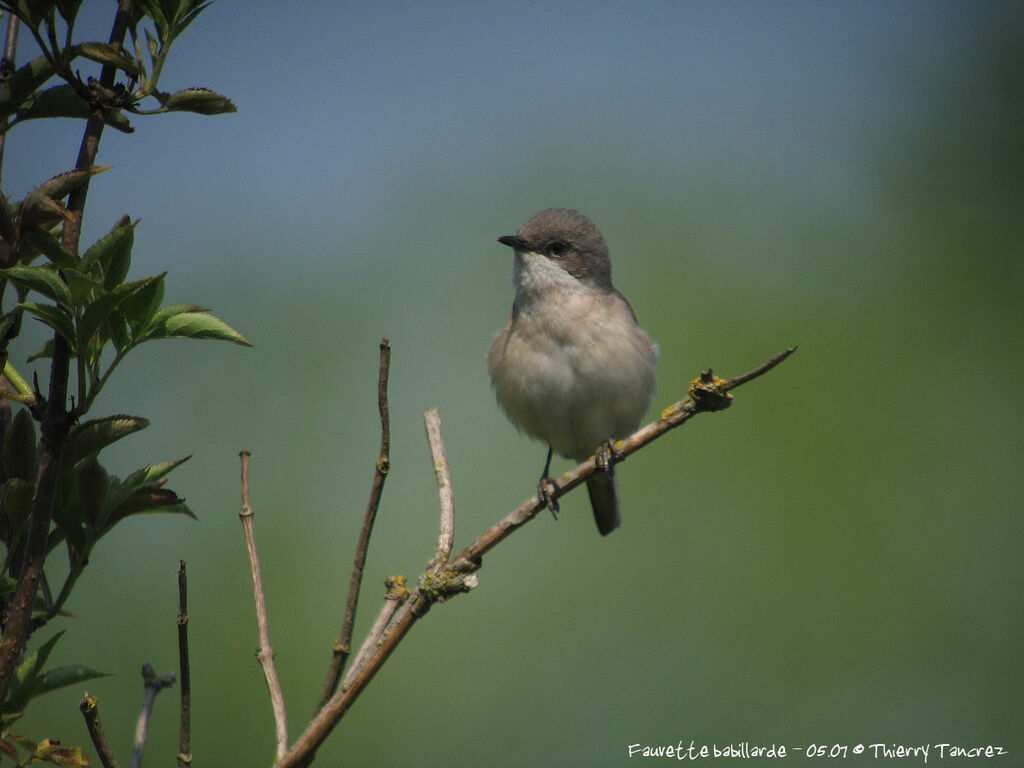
top-left (488, 208), bottom-right (658, 535)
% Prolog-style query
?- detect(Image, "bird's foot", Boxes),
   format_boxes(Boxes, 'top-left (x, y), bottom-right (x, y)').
top-left (595, 439), bottom-right (620, 477)
top-left (538, 476), bottom-right (560, 519)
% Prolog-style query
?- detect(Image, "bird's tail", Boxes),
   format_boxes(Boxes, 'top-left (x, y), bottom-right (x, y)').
top-left (587, 471), bottom-right (621, 535)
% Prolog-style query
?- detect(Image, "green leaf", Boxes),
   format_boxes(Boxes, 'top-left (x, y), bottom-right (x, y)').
top-left (14, 83), bottom-right (91, 124)
top-left (1, 266), bottom-right (72, 307)
top-left (55, 0), bottom-right (84, 26)
top-left (104, 108), bottom-right (135, 133)
top-left (19, 0), bottom-right (59, 26)
top-left (0, 310), bottom-right (19, 344)
top-left (2, 407), bottom-right (37, 482)
top-left (0, 191), bottom-right (15, 243)
top-left (111, 484), bottom-right (194, 520)
top-left (75, 457), bottom-right (109, 526)
top-left (0, 52), bottom-right (59, 125)
top-left (160, 87), bottom-right (236, 115)
top-left (145, 26), bottom-right (159, 60)
top-left (137, 0), bottom-right (170, 42)
top-left (53, 461), bottom-right (90, 556)
top-left (97, 455), bottom-right (193, 530)
top-left (63, 267), bottom-right (103, 305)
top-left (4, 632), bottom-right (63, 714)
top-left (27, 337), bottom-right (54, 362)
top-left (119, 272), bottom-right (165, 332)
top-left (107, 310), bottom-right (130, 352)
top-left (76, 287), bottom-right (120, 351)
top-left (79, 41), bottom-right (141, 76)
top-left (35, 167), bottom-right (110, 202)
top-left (15, 187), bottom-right (67, 230)
top-left (14, 632), bottom-right (62, 686)
top-left (34, 664), bottom-right (110, 698)
top-left (19, 302), bottom-right (76, 345)
top-left (1, 478), bottom-right (35, 540)
top-left (149, 310), bottom-right (251, 346)
top-left (20, 227), bottom-right (77, 269)
top-left (0, 311), bottom-right (16, 345)
top-left (31, 738), bottom-right (91, 768)
top-left (103, 220), bottom-right (134, 289)
top-left (0, 574), bottom-right (17, 595)
top-left (124, 455), bottom-right (191, 487)
top-left (65, 415), bottom-right (150, 467)
top-left (175, 0), bottom-right (212, 36)
top-left (80, 215), bottom-right (135, 289)
top-left (78, 274), bottom-right (164, 353)
top-left (6, 733), bottom-right (35, 751)
top-left (144, 302), bottom-right (205, 326)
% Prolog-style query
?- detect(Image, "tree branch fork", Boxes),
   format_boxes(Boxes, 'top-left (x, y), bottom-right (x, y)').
top-left (249, 343), bottom-right (795, 768)
top-left (71, 342), bottom-right (793, 767)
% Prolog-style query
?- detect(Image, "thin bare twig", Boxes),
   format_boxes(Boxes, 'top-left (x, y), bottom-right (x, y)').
top-left (281, 599), bottom-right (420, 768)
top-left (79, 694), bottom-right (120, 768)
top-left (317, 337), bottom-right (392, 712)
top-left (130, 664), bottom-right (175, 768)
top-left (424, 408), bottom-right (454, 567)
top-left (273, 347), bottom-right (795, 768)
top-left (340, 576), bottom-right (409, 691)
top-left (176, 560), bottom-right (192, 768)
top-left (239, 451), bottom-right (289, 761)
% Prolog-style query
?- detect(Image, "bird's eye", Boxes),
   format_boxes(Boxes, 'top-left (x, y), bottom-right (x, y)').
top-left (548, 241), bottom-right (567, 257)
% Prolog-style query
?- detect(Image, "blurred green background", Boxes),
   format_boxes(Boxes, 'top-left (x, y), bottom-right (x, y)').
top-left (6, 1), bottom-right (1023, 765)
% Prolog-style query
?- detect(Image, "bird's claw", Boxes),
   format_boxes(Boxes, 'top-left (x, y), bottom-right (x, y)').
top-left (538, 476), bottom-right (560, 519)
top-left (595, 439), bottom-right (620, 476)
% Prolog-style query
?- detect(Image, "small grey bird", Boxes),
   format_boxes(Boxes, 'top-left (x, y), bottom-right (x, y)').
top-left (488, 209), bottom-right (659, 535)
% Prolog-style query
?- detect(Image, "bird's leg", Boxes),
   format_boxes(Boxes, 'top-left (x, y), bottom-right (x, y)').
top-left (538, 444), bottom-right (560, 518)
top-left (594, 438), bottom-right (620, 478)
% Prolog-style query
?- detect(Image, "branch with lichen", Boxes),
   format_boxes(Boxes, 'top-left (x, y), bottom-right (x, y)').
top-left (264, 345), bottom-right (795, 768)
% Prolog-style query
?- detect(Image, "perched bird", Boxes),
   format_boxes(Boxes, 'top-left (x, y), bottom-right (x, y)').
top-left (488, 209), bottom-right (658, 535)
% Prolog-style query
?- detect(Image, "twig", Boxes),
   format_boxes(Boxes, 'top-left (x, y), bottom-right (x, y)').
top-left (454, 347), bottom-right (798, 565)
top-left (273, 348), bottom-right (795, 768)
top-left (340, 576), bottom-right (409, 691)
top-left (722, 346), bottom-right (796, 391)
top-left (0, 11), bottom-right (20, 181)
top-left (424, 408), bottom-right (455, 567)
top-left (130, 664), bottom-right (175, 768)
top-left (317, 337), bottom-right (392, 712)
top-left (280, 598), bottom-right (420, 768)
top-left (176, 560), bottom-right (192, 768)
top-left (239, 451), bottom-right (289, 762)
top-left (79, 694), bottom-right (120, 768)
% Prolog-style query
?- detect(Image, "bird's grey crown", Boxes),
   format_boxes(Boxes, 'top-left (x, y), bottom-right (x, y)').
top-left (510, 208), bottom-right (613, 289)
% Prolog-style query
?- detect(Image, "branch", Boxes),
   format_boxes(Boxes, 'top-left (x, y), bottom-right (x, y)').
top-left (454, 347), bottom-right (797, 566)
top-left (424, 408), bottom-right (454, 568)
top-left (340, 576), bottom-right (408, 690)
top-left (130, 664), bottom-right (175, 768)
top-left (0, 0), bottom-right (135, 705)
top-left (238, 451), bottom-right (289, 762)
top-left (0, 10), bottom-right (19, 180)
top-left (273, 347), bottom-right (795, 768)
top-left (79, 694), bottom-right (120, 768)
top-left (176, 560), bottom-right (192, 768)
top-left (316, 337), bottom-right (391, 712)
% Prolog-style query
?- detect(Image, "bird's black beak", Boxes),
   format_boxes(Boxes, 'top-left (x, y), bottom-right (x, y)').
top-left (497, 234), bottom-right (528, 250)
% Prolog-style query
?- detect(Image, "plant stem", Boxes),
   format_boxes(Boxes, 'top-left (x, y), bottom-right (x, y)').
top-left (0, 0), bottom-right (135, 704)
